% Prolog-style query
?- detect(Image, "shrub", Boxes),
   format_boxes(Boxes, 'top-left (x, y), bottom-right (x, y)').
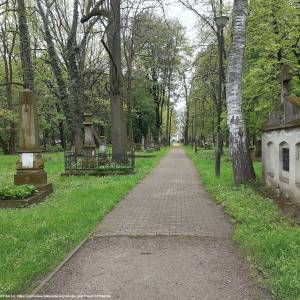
top-left (0, 185), bottom-right (37, 200)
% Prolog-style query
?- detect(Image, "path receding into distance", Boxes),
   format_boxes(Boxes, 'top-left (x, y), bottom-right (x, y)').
top-left (37, 147), bottom-right (270, 300)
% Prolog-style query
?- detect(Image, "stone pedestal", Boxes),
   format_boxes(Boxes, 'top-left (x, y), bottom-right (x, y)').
top-left (14, 90), bottom-right (52, 195)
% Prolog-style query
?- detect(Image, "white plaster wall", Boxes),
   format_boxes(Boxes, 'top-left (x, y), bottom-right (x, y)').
top-left (262, 128), bottom-right (300, 204)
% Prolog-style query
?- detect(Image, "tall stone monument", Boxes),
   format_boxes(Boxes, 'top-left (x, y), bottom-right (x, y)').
top-left (83, 113), bottom-right (96, 155)
top-left (82, 113), bottom-right (96, 168)
top-left (14, 90), bottom-right (52, 194)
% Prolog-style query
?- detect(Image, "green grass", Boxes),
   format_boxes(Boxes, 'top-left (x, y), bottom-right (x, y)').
top-left (0, 148), bottom-right (169, 295)
top-left (185, 147), bottom-right (300, 300)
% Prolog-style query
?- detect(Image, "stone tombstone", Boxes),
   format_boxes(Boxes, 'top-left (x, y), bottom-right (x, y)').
top-left (82, 113), bottom-right (96, 168)
top-left (96, 124), bottom-right (106, 154)
top-left (83, 113), bottom-right (96, 151)
top-left (99, 136), bottom-right (107, 155)
top-left (141, 136), bottom-right (145, 151)
top-left (14, 90), bottom-right (52, 193)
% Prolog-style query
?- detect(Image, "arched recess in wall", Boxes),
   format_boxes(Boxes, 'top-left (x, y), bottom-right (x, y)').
top-left (296, 142), bottom-right (300, 185)
top-left (279, 141), bottom-right (290, 182)
top-left (266, 142), bottom-right (275, 176)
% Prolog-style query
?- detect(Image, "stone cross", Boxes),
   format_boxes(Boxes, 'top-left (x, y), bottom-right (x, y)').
top-left (14, 90), bottom-right (52, 193)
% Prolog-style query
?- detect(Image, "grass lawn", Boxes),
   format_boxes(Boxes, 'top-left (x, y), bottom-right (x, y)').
top-left (185, 147), bottom-right (300, 300)
top-left (0, 148), bottom-right (169, 295)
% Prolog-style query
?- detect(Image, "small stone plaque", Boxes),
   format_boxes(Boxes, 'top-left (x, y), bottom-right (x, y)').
top-left (21, 153), bottom-right (34, 168)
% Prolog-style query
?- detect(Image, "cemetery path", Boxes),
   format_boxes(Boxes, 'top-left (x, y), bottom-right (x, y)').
top-left (37, 147), bottom-right (270, 300)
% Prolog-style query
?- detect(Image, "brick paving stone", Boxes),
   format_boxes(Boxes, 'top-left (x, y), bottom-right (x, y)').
top-left (37, 148), bottom-right (271, 299)
top-left (93, 147), bottom-right (232, 238)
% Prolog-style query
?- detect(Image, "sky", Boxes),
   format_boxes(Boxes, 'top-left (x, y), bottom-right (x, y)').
top-left (163, 1), bottom-right (199, 43)
top-left (159, 1), bottom-right (199, 113)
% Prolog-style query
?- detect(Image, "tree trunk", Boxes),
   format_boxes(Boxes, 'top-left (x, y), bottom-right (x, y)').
top-left (226, 0), bottom-right (256, 184)
top-left (2, 29), bottom-right (17, 154)
top-left (183, 73), bottom-right (189, 145)
top-left (108, 0), bottom-right (127, 160)
top-left (166, 95), bottom-right (170, 146)
top-left (0, 136), bottom-right (9, 154)
top-left (17, 0), bottom-right (34, 90)
top-left (37, 1), bottom-right (72, 131)
top-left (215, 26), bottom-right (224, 177)
top-left (59, 121), bottom-right (66, 149)
top-left (126, 58), bottom-right (134, 151)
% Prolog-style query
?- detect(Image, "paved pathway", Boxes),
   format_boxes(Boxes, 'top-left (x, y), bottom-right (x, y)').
top-left (38, 148), bottom-right (270, 299)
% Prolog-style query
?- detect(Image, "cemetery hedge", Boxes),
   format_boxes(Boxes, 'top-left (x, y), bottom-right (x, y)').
top-left (0, 148), bottom-right (169, 295)
top-left (185, 147), bottom-right (300, 300)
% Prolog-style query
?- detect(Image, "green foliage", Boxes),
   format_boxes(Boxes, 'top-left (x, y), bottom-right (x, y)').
top-left (0, 185), bottom-right (37, 200)
top-left (0, 148), bottom-right (169, 295)
top-left (189, 48), bottom-right (219, 144)
top-left (131, 73), bottom-right (156, 140)
top-left (185, 147), bottom-right (300, 300)
top-left (243, 0), bottom-right (300, 138)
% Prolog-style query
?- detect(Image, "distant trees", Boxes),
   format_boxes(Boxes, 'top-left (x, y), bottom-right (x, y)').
top-left (0, 0), bottom-right (18, 154)
top-left (0, 0), bottom-right (181, 155)
top-left (135, 16), bottom-right (185, 144)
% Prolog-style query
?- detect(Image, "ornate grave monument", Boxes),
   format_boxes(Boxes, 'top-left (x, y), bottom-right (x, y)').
top-left (63, 115), bottom-right (135, 176)
top-left (13, 90), bottom-right (53, 202)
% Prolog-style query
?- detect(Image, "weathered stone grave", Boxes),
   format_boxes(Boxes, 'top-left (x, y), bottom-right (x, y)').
top-left (1, 90), bottom-right (53, 208)
top-left (262, 64), bottom-right (300, 204)
top-left (63, 114), bottom-right (135, 176)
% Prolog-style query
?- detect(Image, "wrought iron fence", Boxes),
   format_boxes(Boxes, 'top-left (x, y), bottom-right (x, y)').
top-left (63, 152), bottom-right (135, 176)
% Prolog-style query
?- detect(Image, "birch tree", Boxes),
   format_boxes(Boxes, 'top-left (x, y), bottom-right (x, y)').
top-left (226, 0), bottom-right (256, 184)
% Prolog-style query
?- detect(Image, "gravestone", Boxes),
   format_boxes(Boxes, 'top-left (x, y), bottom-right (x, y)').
top-left (14, 90), bottom-right (52, 194)
top-left (141, 136), bottom-right (145, 151)
top-left (82, 113), bottom-right (96, 168)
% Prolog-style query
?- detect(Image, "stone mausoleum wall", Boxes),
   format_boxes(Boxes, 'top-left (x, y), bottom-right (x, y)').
top-left (262, 128), bottom-right (300, 204)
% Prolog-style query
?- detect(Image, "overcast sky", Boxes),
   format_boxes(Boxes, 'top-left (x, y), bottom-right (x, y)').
top-left (160, 1), bottom-right (199, 112)
top-left (163, 1), bottom-right (199, 42)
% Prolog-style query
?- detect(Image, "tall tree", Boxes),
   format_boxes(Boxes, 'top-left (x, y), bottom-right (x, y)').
top-left (17, 0), bottom-right (34, 90)
top-left (107, 0), bottom-right (127, 158)
top-left (0, 0), bottom-right (18, 154)
top-left (226, 0), bottom-right (256, 184)
top-left (82, 0), bottom-right (127, 159)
